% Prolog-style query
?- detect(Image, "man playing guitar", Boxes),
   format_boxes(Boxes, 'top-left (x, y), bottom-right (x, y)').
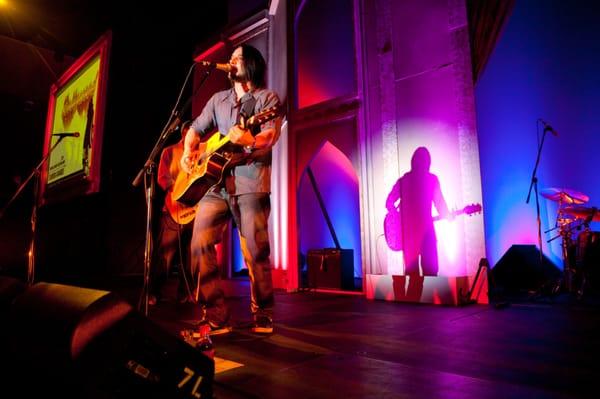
top-left (180, 44), bottom-right (282, 336)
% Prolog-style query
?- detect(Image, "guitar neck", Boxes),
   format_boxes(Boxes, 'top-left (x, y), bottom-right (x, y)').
top-left (433, 209), bottom-right (462, 222)
top-left (209, 134), bottom-right (232, 155)
top-left (193, 106), bottom-right (280, 164)
top-left (195, 133), bottom-right (231, 163)
top-left (432, 204), bottom-right (481, 221)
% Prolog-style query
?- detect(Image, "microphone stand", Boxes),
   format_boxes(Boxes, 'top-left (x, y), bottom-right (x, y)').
top-left (0, 135), bottom-right (69, 285)
top-left (131, 63), bottom-right (214, 316)
top-left (526, 123), bottom-right (550, 266)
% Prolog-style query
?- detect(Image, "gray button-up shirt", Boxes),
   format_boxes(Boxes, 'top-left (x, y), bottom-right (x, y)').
top-left (191, 88), bottom-right (281, 195)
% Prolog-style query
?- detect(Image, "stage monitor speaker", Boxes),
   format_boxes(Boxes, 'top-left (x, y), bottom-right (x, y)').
top-left (0, 275), bottom-right (28, 354)
top-left (6, 282), bottom-right (214, 398)
top-left (307, 248), bottom-right (354, 290)
top-left (491, 245), bottom-right (561, 293)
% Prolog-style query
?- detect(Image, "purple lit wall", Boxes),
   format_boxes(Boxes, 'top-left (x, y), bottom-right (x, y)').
top-left (294, 0), bottom-right (362, 284)
top-left (360, 0), bottom-right (486, 287)
top-left (296, 0), bottom-right (356, 108)
top-left (475, 0), bottom-right (600, 267)
top-left (291, 0), bottom-right (489, 300)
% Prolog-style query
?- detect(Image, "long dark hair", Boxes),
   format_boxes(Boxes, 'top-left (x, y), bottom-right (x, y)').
top-left (410, 147), bottom-right (431, 173)
top-left (240, 44), bottom-right (266, 88)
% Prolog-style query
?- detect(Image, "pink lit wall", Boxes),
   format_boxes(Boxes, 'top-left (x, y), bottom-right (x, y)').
top-left (360, 0), bottom-right (486, 300)
top-left (295, 0), bottom-right (356, 108)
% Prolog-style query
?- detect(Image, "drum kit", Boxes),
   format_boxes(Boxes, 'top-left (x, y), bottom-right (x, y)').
top-left (541, 187), bottom-right (599, 297)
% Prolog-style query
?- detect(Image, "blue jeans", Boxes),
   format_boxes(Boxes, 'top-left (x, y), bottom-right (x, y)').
top-left (190, 190), bottom-right (274, 325)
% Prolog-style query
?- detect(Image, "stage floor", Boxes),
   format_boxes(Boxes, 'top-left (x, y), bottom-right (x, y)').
top-left (112, 277), bottom-right (600, 399)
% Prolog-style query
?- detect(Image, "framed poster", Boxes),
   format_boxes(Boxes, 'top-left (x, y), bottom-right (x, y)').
top-left (40, 31), bottom-right (111, 203)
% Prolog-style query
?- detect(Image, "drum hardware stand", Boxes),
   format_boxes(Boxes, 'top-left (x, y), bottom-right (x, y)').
top-left (546, 215), bottom-right (582, 296)
top-left (539, 187), bottom-right (592, 300)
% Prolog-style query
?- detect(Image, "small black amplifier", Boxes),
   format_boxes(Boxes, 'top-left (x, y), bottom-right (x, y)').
top-left (307, 248), bottom-right (354, 290)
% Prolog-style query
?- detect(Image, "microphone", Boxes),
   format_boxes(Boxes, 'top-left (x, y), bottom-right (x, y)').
top-left (199, 61), bottom-right (235, 73)
top-left (538, 119), bottom-right (559, 137)
top-left (52, 132), bottom-right (80, 138)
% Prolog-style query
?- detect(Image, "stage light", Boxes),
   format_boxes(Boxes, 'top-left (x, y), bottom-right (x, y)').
top-left (0, 0), bottom-right (12, 10)
top-left (0, 0), bottom-right (18, 20)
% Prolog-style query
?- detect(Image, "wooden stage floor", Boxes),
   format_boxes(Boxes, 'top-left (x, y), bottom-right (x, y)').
top-left (120, 278), bottom-right (600, 399)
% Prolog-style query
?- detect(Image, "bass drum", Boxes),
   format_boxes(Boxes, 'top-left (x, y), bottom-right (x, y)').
top-left (576, 231), bottom-right (600, 292)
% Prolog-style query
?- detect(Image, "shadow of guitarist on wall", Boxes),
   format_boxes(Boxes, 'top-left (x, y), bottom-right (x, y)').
top-left (385, 147), bottom-right (452, 301)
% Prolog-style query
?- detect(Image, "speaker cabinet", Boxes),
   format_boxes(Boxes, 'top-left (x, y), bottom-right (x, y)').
top-left (307, 248), bottom-right (354, 290)
top-left (5, 282), bottom-right (214, 398)
top-left (0, 276), bottom-right (27, 355)
top-left (491, 245), bottom-right (561, 293)
top-left (0, 275), bottom-right (27, 317)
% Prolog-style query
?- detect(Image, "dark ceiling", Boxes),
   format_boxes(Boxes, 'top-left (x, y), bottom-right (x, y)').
top-left (0, 1), bottom-right (232, 58)
top-left (0, 0), bottom-right (111, 56)
top-left (0, 1), bottom-right (230, 99)
top-left (0, 1), bottom-right (229, 210)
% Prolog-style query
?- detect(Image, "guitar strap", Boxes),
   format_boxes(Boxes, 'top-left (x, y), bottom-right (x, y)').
top-left (238, 93), bottom-right (258, 134)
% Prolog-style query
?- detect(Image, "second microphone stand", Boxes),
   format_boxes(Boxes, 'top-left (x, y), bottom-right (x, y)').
top-left (526, 123), bottom-right (552, 266)
top-left (0, 135), bottom-right (70, 285)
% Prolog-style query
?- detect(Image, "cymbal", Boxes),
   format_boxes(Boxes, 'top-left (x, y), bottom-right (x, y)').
top-left (540, 187), bottom-right (589, 204)
top-left (562, 206), bottom-right (600, 222)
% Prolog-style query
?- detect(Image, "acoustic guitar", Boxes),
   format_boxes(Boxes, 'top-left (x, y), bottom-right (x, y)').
top-left (172, 106), bottom-right (280, 206)
top-left (384, 203), bottom-right (482, 251)
top-left (165, 190), bottom-right (197, 225)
